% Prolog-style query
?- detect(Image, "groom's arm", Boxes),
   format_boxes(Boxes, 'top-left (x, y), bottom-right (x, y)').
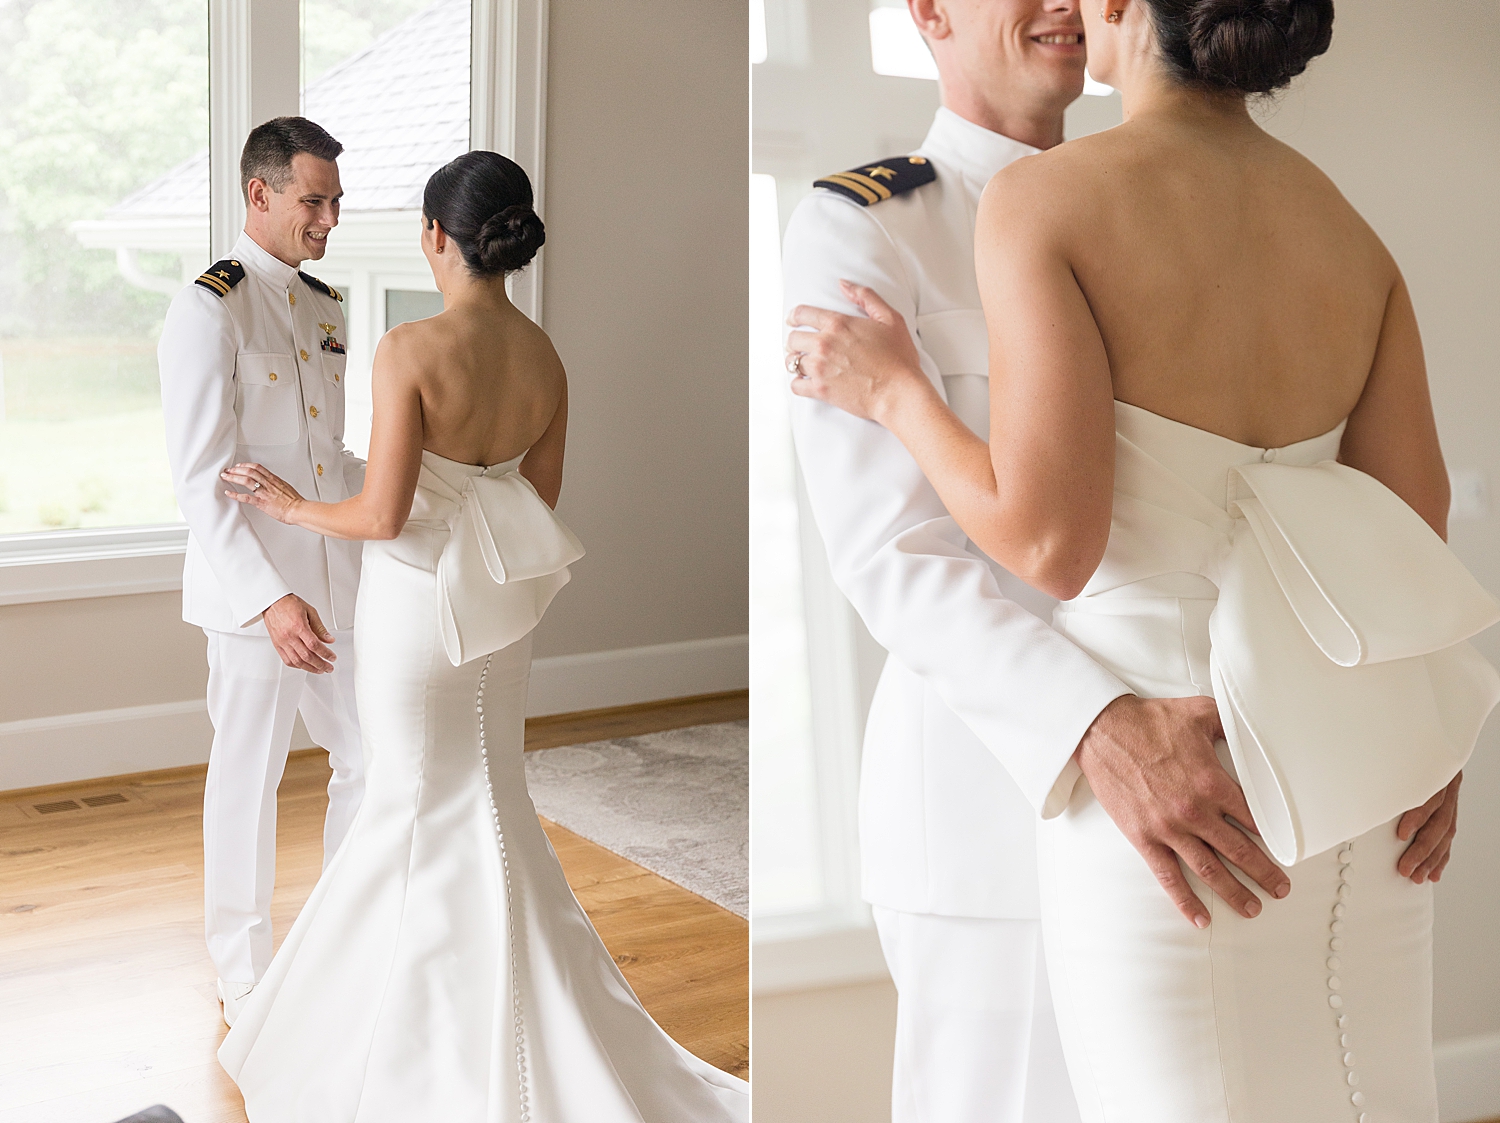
top-left (781, 191), bottom-right (1131, 815)
top-left (159, 287), bottom-right (294, 628)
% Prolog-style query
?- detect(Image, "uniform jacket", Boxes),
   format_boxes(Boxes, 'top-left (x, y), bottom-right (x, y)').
top-left (782, 108), bottom-right (1132, 919)
top-left (159, 231), bottom-right (366, 636)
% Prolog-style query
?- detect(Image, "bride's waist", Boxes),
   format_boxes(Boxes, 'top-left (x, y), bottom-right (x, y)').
top-left (1062, 571), bottom-right (1219, 611)
top-left (1055, 574), bottom-right (1219, 698)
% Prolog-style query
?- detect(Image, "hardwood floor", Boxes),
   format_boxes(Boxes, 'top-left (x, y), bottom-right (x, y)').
top-left (0, 692), bottom-right (747, 1123)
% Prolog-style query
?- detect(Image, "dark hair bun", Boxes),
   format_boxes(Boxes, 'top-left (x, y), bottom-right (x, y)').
top-left (1146, 0), bottom-right (1334, 94)
top-left (476, 204), bottom-right (546, 274)
top-left (423, 151), bottom-right (545, 276)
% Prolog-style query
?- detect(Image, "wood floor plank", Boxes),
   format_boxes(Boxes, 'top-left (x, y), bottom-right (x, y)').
top-left (0, 698), bottom-right (746, 1121)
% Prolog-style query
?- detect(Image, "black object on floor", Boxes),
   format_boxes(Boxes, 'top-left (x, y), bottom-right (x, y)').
top-left (110, 1108), bottom-right (185, 1123)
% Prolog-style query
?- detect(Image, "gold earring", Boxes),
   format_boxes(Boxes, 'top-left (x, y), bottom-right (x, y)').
top-left (1105, 8), bottom-right (1122, 21)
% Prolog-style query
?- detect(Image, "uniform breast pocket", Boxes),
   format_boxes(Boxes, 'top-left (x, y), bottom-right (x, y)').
top-left (916, 309), bottom-right (990, 437)
top-left (235, 352), bottom-right (301, 446)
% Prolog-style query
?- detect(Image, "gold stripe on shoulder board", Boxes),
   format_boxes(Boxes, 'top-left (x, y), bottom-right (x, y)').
top-left (829, 171), bottom-right (895, 201)
top-left (196, 274), bottom-right (231, 295)
top-left (818, 173), bottom-right (879, 205)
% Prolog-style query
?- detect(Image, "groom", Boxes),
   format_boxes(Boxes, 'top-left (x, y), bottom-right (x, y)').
top-left (159, 116), bottom-right (367, 1026)
top-left (780, 1), bottom-right (1279, 1119)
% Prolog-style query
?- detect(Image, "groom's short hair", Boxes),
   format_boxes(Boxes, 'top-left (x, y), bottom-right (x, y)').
top-left (240, 116), bottom-right (344, 201)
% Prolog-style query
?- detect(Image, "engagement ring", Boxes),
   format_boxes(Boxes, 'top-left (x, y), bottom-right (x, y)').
top-left (786, 352), bottom-right (803, 376)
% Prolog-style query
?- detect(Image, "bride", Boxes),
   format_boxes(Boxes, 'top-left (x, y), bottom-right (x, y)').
top-left (215, 151), bottom-right (748, 1122)
top-left (787, 1), bottom-right (1496, 1120)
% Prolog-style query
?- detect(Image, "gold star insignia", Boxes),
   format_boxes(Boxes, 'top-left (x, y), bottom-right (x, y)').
top-left (215, 269), bottom-right (231, 279)
top-left (864, 166), bottom-right (897, 180)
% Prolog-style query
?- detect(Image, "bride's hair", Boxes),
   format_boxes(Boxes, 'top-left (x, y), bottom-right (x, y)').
top-left (422, 151), bottom-right (546, 276)
top-left (1140, 0), bottom-right (1334, 95)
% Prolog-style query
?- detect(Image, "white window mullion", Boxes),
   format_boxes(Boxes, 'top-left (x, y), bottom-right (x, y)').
top-left (471, 0), bottom-right (549, 326)
top-left (209, 0), bottom-right (300, 261)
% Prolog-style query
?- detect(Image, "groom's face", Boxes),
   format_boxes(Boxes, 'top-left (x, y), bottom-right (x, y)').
top-left (921, 0), bottom-right (1088, 110)
top-left (248, 152), bottom-right (343, 266)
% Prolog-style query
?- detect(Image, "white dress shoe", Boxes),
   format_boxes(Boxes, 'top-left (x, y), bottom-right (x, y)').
top-left (217, 978), bottom-right (256, 1027)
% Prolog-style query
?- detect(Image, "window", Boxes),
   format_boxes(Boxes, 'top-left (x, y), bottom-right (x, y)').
top-left (749, 174), bottom-right (824, 918)
top-left (0, 0), bottom-right (209, 535)
top-left (298, 0), bottom-right (470, 458)
top-left (0, 0), bottom-right (543, 602)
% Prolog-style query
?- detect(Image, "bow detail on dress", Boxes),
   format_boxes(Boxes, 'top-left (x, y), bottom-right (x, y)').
top-left (431, 467), bottom-right (586, 666)
top-left (1210, 460), bottom-right (1500, 864)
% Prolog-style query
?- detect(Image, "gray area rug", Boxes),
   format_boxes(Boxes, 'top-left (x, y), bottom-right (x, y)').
top-left (524, 720), bottom-right (748, 917)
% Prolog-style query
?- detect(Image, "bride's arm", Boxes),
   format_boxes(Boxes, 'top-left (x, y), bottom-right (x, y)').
top-left (222, 331), bottom-right (425, 540)
top-left (788, 169), bottom-right (1117, 601)
top-left (1339, 275), bottom-right (1449, 537)
top-left (519, 375), bottom-right (567, 509)
top-left (1340, 272), bottom-right (1461, 885)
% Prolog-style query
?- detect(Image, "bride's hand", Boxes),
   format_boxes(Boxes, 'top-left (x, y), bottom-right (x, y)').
top-left (1395, 771), bottom-right (1461, 883)
top-left (222, 463), bottom-right (306, 525)
top-left (786, 281), bottom-right (934, 425)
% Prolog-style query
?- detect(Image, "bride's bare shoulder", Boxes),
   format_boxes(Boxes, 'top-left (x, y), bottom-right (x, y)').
top-left (976, 128), bottom-right (1139, 238)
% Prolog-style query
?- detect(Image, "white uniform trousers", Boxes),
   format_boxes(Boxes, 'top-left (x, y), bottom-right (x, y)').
top-left (873, 908), bottom-right (1081, 1123)
top-left (203, 628), bottom-right (365, 984)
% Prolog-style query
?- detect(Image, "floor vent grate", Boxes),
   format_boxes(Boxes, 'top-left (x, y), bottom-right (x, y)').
top-left (34, 800), bottom-right (83, 814)
top-left (20, 792), bottom-right (133, 820)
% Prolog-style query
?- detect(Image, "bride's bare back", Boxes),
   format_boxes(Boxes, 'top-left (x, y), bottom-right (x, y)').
top-left (390, 295), bottom-right (566, 468)
top-left (958, 91), bottom-right (1449, 599)
top-left (1040, 108), bottom-right (1392, 448)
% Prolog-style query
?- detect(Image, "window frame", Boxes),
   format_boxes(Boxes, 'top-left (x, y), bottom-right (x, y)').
top-left (0, 0), bottom-right (549, 603)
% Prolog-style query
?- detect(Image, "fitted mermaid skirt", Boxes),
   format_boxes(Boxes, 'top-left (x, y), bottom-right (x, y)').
top-left (1036, 403), bottom-right (1497, 1123)
top-left (218, 453), bottom-right (747, 1122)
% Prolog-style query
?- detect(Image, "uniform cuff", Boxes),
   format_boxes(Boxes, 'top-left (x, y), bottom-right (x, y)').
top-left (1036, 686), bottom-right (1134, 820)
top-left (234, 582), bottom-right (295, 630)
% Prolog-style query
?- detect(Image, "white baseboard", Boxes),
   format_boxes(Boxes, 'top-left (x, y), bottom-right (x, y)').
top-left (1438, 1032), bottom-right (1500, 1122)
top-left (753, 923), bottom-right (891, 997)
top-left (0, 635), bottom-right (747, 791)
top-left (526, 634), bottom-right (747, 717)
top-left (0, 700), bottom-right (215, 792)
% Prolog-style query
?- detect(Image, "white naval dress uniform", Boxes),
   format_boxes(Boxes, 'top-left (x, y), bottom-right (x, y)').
top-left (159, 231), bottom-right (367, 986)
top-left (782, 108), bottom-right (1133, 1122)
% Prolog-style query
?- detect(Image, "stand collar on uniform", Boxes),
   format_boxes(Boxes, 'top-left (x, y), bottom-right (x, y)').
top-left (232, 230), bottom-right (301, 291)
top-left (920, 106), bottom-right (1041, 186)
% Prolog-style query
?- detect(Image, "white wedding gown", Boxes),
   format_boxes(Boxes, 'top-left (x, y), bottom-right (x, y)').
top-left (1039, 402), bottom-right (1499, 1123)
top-left (219, 451), bottom-right (749, 1122)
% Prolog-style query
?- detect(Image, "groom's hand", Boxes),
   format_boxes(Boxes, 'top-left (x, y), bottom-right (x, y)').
top-left (264, 594), bottom-right (336, 673)
top-left (1074, 695), bottom-right (1291, 928)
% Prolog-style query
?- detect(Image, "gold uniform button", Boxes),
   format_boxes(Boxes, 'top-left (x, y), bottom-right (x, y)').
top-left (334, 373), bottom-right (340, 382)
top-left (300, 349), bottom-right (309, 361)
top-left (309, 406), bottom-right (319, 419)
top-left (317, 464), bottom-right (324, 476)
top-left (288, 292), bottom-right (296, 305)
top-left (268, 372), bottom-right (278, 381)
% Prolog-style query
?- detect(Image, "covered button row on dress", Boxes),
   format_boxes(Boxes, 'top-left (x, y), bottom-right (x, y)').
top-left (477, 656), bottom-right (531, 1123)
top-left (1327, 841), bottom-right (1367, 1121)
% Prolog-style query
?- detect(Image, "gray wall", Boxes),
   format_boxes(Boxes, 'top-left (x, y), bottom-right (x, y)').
top-left (539, 0), bottom-right (748, 657)
top-left (0, 1), bottom-right (748, 729)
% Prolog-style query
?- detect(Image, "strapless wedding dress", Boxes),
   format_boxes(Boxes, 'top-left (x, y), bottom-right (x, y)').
top-left (218, 451), bottom-right (749, 1122)
top-left (1040, 403), bottom-right (1499, 1123)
